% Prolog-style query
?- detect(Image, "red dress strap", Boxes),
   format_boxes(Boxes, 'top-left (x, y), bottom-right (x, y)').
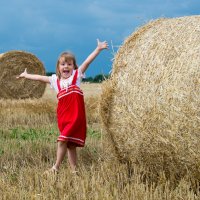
top-left (57, 78), bottom-right (61, 92)
top-left (72, 70), bottom-right (78, 85)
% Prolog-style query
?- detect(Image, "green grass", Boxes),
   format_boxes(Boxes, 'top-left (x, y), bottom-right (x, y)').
top-left (1, 126), bottom-right (101, 141)
top-left (9, 127), bottom-right (56, 141)
top-left (87, 128), bottom-right (101, 139)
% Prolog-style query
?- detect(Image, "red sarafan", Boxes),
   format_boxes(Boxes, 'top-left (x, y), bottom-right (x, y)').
top-left (57, 70), bottom-right (86, 147)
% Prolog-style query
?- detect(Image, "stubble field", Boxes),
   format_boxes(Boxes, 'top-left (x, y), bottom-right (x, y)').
top-left (0, 83), bottom-right (199, 200)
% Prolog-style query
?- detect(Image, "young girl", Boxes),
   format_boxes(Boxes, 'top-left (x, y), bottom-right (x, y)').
top-left (17, 39), bottom-right (108, 173)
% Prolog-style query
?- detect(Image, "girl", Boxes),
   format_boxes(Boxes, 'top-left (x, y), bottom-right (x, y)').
top-left (17, 39), bottom-right (109, 173)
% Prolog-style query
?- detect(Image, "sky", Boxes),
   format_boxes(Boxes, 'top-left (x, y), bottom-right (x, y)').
top-left (0, 0), bottom-right (200, 77)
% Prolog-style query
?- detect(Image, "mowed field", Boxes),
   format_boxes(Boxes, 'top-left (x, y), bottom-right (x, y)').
top-left (42, 83), bottom-right (102, 101)
top-left (81, 83), bottom-right (102, 97)
top-left (0, 83), bottom-right (199, 199)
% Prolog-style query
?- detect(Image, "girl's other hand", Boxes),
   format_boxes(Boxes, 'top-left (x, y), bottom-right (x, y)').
top-left (97, 39), bottom-right (109, 51)
top-left (16, 68), bottom-right (27, 79)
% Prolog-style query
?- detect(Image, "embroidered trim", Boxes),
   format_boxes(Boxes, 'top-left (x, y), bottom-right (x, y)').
top-left (58, 135), bottom-right (84, 143)
top-left (58, 87), bottom-right (83, 95)
top-left (58, 91), bottom-right (83, 99)
top-left (57, 85), bottom-right (83, 99)
top-left (59, 85), bottom-right (81, 92)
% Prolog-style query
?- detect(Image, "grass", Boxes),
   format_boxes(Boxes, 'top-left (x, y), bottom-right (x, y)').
top-left (0, 83), bottom-right (199, 199)
top-left (0, 126), bottom-right (198, 200)
top-left (1, 126), bottom-right (199, 199)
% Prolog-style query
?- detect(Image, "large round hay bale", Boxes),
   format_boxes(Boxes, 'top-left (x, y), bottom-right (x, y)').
top-left (0, 51), bottom-right (46, 99)
top-left (100, 16), bottom-right (200, 183)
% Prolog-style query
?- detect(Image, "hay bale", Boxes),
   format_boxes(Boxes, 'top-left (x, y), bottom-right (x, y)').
top-left (100, 16), bottom-right (200, 183)
top-left (0, 51), bottom-right (46, 99)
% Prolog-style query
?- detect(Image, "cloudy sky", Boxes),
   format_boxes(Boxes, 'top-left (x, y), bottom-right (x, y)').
top-left (0, 0), bottom-right (199, 77)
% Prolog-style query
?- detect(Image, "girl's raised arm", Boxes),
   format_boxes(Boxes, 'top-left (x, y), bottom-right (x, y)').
top-left (79, 39), bottom-right (108, 74)
top-left (16, 68), bottom-right (50, 83)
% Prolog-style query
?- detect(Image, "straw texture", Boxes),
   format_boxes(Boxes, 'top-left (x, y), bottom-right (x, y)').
top-left (100, 16), bottom-right (200, 183)
top-left (0, 51), bottom-right (46, 99)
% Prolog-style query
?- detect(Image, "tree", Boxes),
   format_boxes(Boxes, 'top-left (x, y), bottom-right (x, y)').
top-left (93, 74), bottom-right (109, 83)
top-left (82, 76), bottom-right (94, 82)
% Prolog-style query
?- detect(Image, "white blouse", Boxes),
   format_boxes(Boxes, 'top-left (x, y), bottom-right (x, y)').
top-left (49, 69), bottom-right (83, 93)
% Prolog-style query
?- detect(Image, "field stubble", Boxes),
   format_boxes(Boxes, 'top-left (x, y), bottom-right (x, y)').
top-left (0, 83), bottom-right (199, 199)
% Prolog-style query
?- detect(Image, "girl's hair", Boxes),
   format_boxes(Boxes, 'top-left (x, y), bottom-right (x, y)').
top-left (56, 51), bottom-right (78, 79)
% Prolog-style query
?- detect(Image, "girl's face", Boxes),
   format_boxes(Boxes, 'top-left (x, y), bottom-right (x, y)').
top-left (59, 57), bottom-right (74, 79)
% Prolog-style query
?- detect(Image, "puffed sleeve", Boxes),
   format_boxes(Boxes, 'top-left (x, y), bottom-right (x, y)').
top-left (49, 74), bottom-right (59, 93)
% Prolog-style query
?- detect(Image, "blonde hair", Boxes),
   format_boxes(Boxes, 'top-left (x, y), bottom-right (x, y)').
top-left (56, 51), bottom-right (78, 79)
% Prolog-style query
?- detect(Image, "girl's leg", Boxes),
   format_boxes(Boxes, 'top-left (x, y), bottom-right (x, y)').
top-left (67, 145), bottom-right (77, 172)
top-left (54, 141), bottom-right (68, 170)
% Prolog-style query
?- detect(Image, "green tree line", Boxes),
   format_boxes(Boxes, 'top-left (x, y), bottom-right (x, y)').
top-left (46, 72), bottom-right (109, 83)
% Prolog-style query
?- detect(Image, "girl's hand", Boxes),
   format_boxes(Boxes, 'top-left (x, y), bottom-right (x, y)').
top-left (16, 68), bottom-right (27, 79)
top-left (97, 39), bottom-right (109, 51)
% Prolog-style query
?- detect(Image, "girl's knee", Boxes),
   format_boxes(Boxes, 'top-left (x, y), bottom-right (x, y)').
top-left (58, 141), bottom-right (67, 147)
top-left (67, 142), bottom-right (76, 149)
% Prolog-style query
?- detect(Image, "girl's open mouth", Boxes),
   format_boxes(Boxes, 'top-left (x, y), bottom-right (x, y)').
top-left (63, 69), bottom-right (70, 74)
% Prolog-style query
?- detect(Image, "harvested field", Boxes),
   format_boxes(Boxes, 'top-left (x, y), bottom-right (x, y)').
top-left (0, 81), bottom-right (199, 198)
top-left (0, 83), bottom-right (102, 129)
